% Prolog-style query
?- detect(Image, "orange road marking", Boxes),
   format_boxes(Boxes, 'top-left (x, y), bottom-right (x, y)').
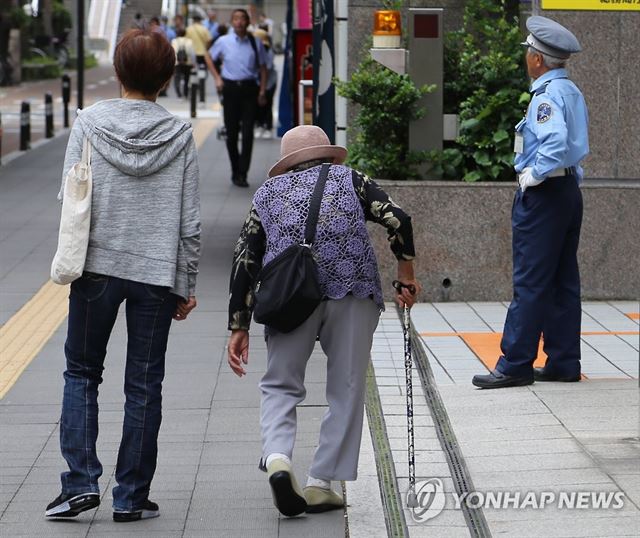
top-left (626, 312), bottom-right (639, 320)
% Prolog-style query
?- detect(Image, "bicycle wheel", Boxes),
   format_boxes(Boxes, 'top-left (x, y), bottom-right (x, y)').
top-left (29, 47), bottom-right (48, 60)
top-left (56, 46), bottom-right (69, 68)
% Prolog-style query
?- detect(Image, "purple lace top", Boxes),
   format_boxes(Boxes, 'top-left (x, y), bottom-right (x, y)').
top-left (253, 164), bottom-right (384, 309)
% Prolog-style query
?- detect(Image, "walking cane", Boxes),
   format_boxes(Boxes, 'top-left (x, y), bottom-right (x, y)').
top-left (392, 280), bottom-right (419, 508)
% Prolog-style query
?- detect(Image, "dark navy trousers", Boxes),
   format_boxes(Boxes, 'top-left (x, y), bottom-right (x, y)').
top-left (496, 176), bottom-right (583, 379)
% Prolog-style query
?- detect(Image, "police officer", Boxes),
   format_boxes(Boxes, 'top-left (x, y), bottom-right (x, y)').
top-left (205, 9), bottom-right (267, 188)
top-left (473, 16), bottom-right (589, 389)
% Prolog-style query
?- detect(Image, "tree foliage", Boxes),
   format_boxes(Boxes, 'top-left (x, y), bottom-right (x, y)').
top-left (335, 56), bottom-right (433, 180)
top-left (429, 0), bottom-right (530, 182)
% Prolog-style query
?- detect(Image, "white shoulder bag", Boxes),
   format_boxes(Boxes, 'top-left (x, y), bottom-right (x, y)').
top-left (51, 137), bottom-right (93, 285)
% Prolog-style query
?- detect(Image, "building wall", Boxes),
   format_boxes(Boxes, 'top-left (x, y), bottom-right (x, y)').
top-left (368, 181), bottom-right (640, 302)
top-left (346, 0), bottom-right (640, 180)
top-left (531, 0), bottom-right (640, 180)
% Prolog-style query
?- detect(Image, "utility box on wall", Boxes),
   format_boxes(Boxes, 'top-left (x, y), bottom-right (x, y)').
top-left (408, 8), bottom-right (443, 156)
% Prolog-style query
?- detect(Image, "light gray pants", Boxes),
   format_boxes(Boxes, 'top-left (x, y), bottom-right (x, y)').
top-left (259, 295), bottom-right (380, 481)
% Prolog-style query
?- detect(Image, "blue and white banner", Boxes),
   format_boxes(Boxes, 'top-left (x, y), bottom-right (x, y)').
top-left (312, 0), bottom-right (335, 142)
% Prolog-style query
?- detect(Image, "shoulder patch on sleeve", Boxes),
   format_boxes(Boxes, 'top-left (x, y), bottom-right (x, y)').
top-left (537, 102), bottom-right (552, 123)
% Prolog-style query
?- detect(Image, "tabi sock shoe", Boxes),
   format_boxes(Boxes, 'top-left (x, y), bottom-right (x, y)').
top-left (266, 456), bottom-right (307, 517)
top-left (113, 499), bottom-right (160, 522)
top-left (306, 476), bottom-right (331, 490)
top-left (45, 492), bottom-right (100, 518)
top-left (303, 486), bottom-right (345, 513)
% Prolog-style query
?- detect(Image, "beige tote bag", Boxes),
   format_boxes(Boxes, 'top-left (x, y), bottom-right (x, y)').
top-left (51, 137), bottom-right (92, 285)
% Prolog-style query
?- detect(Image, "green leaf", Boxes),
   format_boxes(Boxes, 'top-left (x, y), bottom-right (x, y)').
top-left (472, 151), bottom-right (492, 167)
top-left (459, 118), bottom-right (480, 132)
top-left (518, 92), bottom-right (531, 105)
top-left (463, 170), bottom-right (482, 182)
top-left (492, 130), bottom-right (509, 143)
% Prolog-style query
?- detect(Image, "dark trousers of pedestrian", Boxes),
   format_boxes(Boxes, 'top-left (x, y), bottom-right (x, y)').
top-left (173, 64), bottom-right (192, 98)
top-left (59, 273), bottom-right (177, 511)
top-left (195, 55), bottom-right (206, 101)
top-left (256, 86), bottom-right (276, 130)
top-left (222, 80), bottom-right (258, 179)
top-left (497, 176), bottom-right (583, 379)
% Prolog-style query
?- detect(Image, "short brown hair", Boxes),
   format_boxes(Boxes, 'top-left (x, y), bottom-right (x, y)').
top-left (114, 29), bottom-right (175, 96)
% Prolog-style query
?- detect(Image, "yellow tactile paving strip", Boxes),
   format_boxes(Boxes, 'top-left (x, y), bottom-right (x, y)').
top-left (0, 119), bottom-right (216, 400)
top-left (0, 281), bottom-right (70, 398)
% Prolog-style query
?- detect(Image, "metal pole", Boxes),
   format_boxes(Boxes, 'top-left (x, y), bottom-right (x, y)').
top-left (20, 101), bottom-right (31, 151)
top-left (0, 111), bottom-right (3, 166)
top-left (77, 0), bottom-right (85, 110)
top-left (45, 93), bottom-right (54, 138)
top-left (198, 63), bottom-right (206, 103)
top-left (190, 69), bottom-right (198, 118)
top-left (62, 74), bottom-right (71, 127)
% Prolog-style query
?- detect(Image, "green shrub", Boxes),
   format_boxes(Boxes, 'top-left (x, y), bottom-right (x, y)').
top-left (21, 57), bottom-right (62, 80)
top-left (67, 53), bottom-right (99, 69)
top-left (429, 0), bottom-right (530, 182)
top-left (335, 56), bottom-right (433, 180)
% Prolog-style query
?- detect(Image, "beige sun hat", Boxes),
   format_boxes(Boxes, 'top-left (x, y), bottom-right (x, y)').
top-left (268, 125), bottom-right (347, 178)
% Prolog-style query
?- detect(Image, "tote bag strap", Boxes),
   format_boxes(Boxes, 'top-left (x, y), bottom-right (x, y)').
top-left (81, 137), bottom-right (92, 167)
top-left (303, 163), bottom-right (331, 246)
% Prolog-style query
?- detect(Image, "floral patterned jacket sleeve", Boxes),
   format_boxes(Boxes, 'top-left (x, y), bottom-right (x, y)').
top-left (351, 170), bottom-right (415, 261)
top-left (228, 205), bottom-right (266, 331)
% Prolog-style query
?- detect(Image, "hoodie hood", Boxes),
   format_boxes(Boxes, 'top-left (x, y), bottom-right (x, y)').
top-left (77, 99), bottom-right (193, 177)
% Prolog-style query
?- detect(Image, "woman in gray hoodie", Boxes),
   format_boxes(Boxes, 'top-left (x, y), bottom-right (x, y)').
top-left (46, 29), bottom-right (201, 523)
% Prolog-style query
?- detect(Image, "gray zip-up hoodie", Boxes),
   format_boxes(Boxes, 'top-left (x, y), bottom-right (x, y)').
top-left (61, 99), bottom-right (200, 299)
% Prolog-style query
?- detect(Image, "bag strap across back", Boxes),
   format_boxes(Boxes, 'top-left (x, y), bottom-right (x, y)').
top-left (81, 137), bottom-right (92, 167)
top-left (303, 164), bottom-right (331, 246)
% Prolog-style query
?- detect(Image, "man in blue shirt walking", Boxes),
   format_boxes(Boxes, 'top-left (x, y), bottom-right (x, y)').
top-left (473, 16), bottom-right (589, 389)
top-left (205, 9), bottom-right (267, 187)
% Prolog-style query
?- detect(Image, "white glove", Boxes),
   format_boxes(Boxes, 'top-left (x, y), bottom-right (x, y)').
top-left (518, 167), bottom-right (544, 192)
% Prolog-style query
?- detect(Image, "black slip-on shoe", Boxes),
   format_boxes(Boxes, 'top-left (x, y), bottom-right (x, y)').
top-left (237, 174), bottom-right (249, 188)
top-left (534, 368), bottom-right (581, 382)
top-left (113, 499), bottom-right (159, 522)
top-left (45, 492), bottom-right (100, 518)
top-left (267, 460), bottom-right (307, 517)
top-left (472, 369), bottom-right (534, 389)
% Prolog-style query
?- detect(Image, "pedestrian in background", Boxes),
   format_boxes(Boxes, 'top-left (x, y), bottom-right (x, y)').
top-left (206, 9), bottom-right (267, 188)
top-left (473, 16), bottom-right (588, 389)
top-left (46, 28), bottom-right (200, 522)
top-left (227, 125), bottom-right (420, 516)
top-left (131, 12), bottom-right (145, 29)
top-left (205, 9), bottom-right (219, 40)
top-left (173, 13), bottom-right (185, 35)
top-left (172, 28), bottom-right (196, 98)
top-left (186, 13), bottom-right (212, 95)
top-left (253, 28), bottom-right (277, 139)
top-left (160, 15), bottom-right (176, 42)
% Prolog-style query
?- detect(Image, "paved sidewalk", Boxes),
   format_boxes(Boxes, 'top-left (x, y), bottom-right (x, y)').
top-left (0, 117), bottom-right (346, 537)
top-left (368, 301), bottom-right (639, 537)
top-left (1, 90), bottom-right (638, 537)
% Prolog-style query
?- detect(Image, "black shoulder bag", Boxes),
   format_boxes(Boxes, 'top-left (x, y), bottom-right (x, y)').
top-left (253, 164), bottom-right (331, 333)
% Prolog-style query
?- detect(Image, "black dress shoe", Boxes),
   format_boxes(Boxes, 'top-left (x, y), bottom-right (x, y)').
top-left (534, 368), bottom-right (581, 382)
top-left (472, 369), bottom-right (534, 389)
top-left (237, 174), bottom-right (249, 188)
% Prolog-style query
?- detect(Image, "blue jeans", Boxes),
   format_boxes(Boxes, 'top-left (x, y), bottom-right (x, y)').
top-left (59, 273), bottom-right (177, 511)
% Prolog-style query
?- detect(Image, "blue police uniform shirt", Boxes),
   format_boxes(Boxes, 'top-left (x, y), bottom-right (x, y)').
top-left (514, 68), bottom-right (589, 182)
top-left (209, 30), bottom-right (267, 81)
